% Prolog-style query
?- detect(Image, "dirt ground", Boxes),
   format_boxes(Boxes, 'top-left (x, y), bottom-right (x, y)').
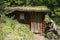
top-left (34, 34), bottom-right (49, 40)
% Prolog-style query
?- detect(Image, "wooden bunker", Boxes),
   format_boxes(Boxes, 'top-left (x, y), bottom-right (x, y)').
top-left (6, 7), bottom-right (50, 33)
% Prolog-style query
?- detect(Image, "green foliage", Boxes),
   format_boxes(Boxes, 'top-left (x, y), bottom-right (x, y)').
top-left (54, 8), bottom-right (60, 16)
top-left (48, 8), bottom-right (60, 25)
top-left (0, 0), bottom-right (60, 40)
top-left (53, 17), bottom-right (60, 25)
top-left (45, 32), bottom-right (60, 40)
top-left (0, 0), bottom-right (60, 11)
top-left (0, 0), bottom-right (60, 7)
top-left (0, 15), bottom-right (33, 40)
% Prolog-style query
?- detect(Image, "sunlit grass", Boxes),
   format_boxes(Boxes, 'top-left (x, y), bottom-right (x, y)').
top-left (0, 15), bottom-right (34, 40)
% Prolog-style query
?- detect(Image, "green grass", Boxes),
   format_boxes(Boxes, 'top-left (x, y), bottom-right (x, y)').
top-left (0, 15), bottom-right (33, 40)
top-left (21, 6), bottom-right (48, 8)
top-left (5, 6), bottom-right (48, 10)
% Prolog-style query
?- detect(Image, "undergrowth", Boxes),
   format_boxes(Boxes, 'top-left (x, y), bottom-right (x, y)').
top-left (0, 15), bottom-right (33, 40)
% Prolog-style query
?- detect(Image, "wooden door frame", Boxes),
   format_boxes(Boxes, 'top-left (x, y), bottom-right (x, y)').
top-left (31, 13), bottom-right (43, 33)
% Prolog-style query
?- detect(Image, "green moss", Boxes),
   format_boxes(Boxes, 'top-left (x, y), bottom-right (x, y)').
top-left (5, 6), bottom-right (48, 10)
top-left (22, 6), bottom-right (48, 8)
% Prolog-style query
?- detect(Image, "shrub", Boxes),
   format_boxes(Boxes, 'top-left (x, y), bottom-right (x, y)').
top-left (45, 32), bottom-right (60, 40)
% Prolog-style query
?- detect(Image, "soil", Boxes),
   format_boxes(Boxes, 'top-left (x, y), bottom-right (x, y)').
top-left (34, 34), bottom-right (49, 40)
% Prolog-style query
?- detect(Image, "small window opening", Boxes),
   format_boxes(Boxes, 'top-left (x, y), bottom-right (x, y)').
top-left (19, 13), bottom-right (25, 23)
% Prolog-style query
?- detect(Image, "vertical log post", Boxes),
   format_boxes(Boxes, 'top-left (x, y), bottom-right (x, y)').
top-left (40, 13), bottom-right (45, 33)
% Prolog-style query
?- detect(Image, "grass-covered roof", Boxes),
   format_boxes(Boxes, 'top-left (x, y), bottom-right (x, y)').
top-left (6, 6), bottom-right (50, 13)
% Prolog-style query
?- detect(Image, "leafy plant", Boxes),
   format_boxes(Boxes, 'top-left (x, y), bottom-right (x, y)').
top-left (45, 32), bottom-right (60, 40)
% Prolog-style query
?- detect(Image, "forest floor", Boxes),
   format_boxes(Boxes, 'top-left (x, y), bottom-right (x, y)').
top-left (34, 34), bottom-right (49, 40)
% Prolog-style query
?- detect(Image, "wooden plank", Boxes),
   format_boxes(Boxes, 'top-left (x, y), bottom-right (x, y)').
top-left (40, 13), bottom-right (45, 33)
top-left (24, 13), bottom-right (31, 29)
top-left (31, 13), bottom-right (35, 32)
top-left (31, 13), bottom-right (41, 33)
top-left (42, 13), bottom-right (45, 32)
